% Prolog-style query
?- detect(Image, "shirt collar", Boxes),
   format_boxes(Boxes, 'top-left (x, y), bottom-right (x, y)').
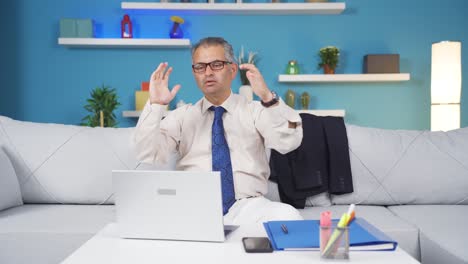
top-left (201, 90), bottom-right (236, 114)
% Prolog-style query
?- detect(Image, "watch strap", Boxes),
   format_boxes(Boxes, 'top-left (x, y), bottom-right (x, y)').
top-left (261, 91), bottom-right (279, 107)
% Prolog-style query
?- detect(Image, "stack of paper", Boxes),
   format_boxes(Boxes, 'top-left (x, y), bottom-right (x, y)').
top-left (263, 218), bottom-right (397, 251)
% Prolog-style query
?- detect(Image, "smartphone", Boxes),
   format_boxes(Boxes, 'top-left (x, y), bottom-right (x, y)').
top-left (242, 237), bottom-right (273, 253)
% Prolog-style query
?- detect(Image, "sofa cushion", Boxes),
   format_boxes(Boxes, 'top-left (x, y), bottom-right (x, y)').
top-left (0, 204), bottom-right (114, 264)
top-left (388, 205), bottom-right (468, 264)
top-left (265, 180), bottom-right (332, 207)
top-left (299, 205), bottom-right (420, 261)
top-left (0, 145), bottom-right (23, 211)
top-left (332, 125), bottom-right (468, 205)
top-left (0, 116), bottom-right (175, 204)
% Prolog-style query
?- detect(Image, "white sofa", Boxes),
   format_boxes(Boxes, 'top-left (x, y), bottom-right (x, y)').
top-left (1, 115), bottom-right (467, 264)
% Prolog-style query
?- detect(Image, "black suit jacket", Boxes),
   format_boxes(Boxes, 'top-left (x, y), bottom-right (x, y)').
top-left (269, 114), bottom-right (353, 208)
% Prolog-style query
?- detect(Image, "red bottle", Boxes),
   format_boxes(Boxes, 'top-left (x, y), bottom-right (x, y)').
top-left (121, 14), bottom-right (132, 38)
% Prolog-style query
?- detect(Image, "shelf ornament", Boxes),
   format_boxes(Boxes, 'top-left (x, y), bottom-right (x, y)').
top-left (121, 14), bottom-right (133, 38)
top-left (318, 46), bottom-right (340, 74)
top-left (169, 16), bottom-right (185, 39)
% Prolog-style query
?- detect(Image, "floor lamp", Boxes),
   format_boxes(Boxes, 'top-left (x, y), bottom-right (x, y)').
top-left (431, 41), bottom-right (462, 131)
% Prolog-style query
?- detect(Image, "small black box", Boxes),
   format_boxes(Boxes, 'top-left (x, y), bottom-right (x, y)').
top-left (363, 54), bottom-right (400, 73)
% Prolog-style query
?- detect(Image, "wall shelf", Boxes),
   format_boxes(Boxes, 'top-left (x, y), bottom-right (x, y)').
top-left (278, 73), bottom-right (411, 83)
top-left (123, 109), bottom-right (345, 118)
top-left (58, 38), bottom-right (191, 48)
top-left (121, 2), bottom-right (346, 15)
top-left (123, 110), bottom-right (147, 118)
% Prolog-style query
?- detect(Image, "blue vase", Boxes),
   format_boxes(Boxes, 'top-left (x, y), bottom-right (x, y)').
top-left (169, 23), bottom-right (183, 39)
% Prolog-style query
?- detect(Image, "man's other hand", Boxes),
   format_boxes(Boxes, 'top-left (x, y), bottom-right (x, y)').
top-left (239, 63), bottom-right (272, 102)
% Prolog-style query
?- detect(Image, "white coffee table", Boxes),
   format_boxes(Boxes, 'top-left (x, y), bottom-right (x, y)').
top-left (62, 223), bottom-right (420, 264)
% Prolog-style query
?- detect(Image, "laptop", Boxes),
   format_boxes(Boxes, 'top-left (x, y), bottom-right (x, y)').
top-left (112, 170), bottom-right (236, 242)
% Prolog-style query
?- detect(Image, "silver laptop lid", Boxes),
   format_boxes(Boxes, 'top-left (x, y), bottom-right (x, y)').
top-left (112, 170), bottom-right (225, 242)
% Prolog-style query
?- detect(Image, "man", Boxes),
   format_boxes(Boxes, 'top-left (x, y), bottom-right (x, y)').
top-left (134, 37), bottom-right (303, 225)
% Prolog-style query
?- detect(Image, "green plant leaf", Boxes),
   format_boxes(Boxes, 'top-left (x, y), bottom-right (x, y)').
top-left (81, 84), bottom-right (121, 127)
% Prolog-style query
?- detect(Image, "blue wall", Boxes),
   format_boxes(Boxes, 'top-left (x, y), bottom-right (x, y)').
top-left (1, 0), bottom-right (467, 129)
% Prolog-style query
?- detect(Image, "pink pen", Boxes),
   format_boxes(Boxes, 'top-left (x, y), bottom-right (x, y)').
top-left (320, 211), bottom-right (332, 251)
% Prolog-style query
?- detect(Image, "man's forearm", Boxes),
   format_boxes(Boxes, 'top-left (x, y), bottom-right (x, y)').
top-left (256, 99), bottom-right (303, 154)
top-left (134, 101), bottom-right (166, 164)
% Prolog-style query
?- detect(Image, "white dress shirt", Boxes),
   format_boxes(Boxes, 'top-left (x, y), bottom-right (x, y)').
top-left (134, 92), bottom-right (303, 200)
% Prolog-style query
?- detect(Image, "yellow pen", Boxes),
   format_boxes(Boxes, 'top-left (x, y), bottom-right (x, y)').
top-left (322, 212), bottom-right (349, 257)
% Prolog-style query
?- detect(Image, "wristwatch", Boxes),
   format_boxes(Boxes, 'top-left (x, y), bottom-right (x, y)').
top-left (261, 91), bottom-right (279, 107)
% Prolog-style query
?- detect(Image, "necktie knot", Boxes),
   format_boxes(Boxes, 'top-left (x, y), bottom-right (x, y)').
top-left (209, 106), bottom-right (226, 119)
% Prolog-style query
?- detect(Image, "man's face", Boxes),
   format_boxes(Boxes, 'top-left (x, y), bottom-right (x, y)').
top-left (192, 45), bottom-right (237, 97)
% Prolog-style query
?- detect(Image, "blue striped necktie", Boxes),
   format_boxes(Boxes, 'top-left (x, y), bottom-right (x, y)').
top-left (210, 106), bottom-right (235, 215)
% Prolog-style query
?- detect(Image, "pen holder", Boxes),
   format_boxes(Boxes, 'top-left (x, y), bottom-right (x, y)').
top-left (320, 225), bottom-right (349, 260)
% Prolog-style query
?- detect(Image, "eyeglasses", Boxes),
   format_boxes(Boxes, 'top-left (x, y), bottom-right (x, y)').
top-left (192, 60), bottom-right (232, 73)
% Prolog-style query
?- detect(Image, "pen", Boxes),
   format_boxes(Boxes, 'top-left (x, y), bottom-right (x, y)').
top-left (281, 224), bottom-right (288, 234)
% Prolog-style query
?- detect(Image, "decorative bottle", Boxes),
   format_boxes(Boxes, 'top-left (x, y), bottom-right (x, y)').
top-left (169, 16), bottom-right (185, 39)
top-left (286, 60), bottom-right (300, 75)
top-left (285, 89), bottom-right (296, 109)
top-left (121, 14), bottom-right (133, 38)
top-left (301, 92), bottom-right (310, 110)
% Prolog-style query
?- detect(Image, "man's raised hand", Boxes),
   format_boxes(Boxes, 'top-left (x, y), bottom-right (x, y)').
top-left (149, 62), bottom-right (181, 105)
top-left (239, 63), bottom-right (273, 103)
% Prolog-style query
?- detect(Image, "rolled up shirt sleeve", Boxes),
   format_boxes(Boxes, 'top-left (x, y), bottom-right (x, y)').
top-left (255, 98), bottom-right (303, 154)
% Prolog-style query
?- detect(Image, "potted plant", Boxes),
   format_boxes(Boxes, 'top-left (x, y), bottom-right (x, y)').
top-left (81, 85), bottom-right (121, 127)
top-left (318, 46), bottom-right (340, 74)
top-left (238, 46), bottom-right (258, 101)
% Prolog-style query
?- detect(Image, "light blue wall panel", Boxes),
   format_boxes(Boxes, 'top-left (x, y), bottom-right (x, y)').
top-left (1, 0), bottom-right (467, 129)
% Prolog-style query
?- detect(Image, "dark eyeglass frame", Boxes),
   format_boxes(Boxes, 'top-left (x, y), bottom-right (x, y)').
top-left (192, 60), bottom-right (232, 73)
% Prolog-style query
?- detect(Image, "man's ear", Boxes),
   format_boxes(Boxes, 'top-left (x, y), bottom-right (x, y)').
top-left (230, 63), bottom-right (238, 78)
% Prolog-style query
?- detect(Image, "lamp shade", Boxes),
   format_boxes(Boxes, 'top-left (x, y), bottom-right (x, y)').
top-left (431, 41), bottom-right (461, 104)
top-left (431, 41), bottom-right (462, 131)
top-left (431, 105), bottom-right (460, 132)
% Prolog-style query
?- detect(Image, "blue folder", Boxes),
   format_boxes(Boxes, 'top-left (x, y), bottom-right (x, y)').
top-left (263, 218), bottom-right (397, 251)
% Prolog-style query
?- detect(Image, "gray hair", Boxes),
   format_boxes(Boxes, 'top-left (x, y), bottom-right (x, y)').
top-left (191, 37), bottom-right (236, 63)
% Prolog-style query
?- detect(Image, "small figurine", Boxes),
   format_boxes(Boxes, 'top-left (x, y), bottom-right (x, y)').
top-left (301, 92), bottom-right (310, 110)
top-left (169, 16), bottom-right (185, 39)
top-left (121, 14), bottom-right (133, 38)
top-left (285, 89), bottom-right (296, 109)
top-left (286, 60), bottom-right (300, 74)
